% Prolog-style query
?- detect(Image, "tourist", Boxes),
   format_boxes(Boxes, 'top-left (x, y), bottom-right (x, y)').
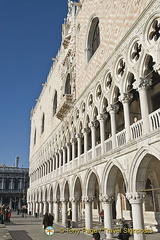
top-left (43, 213), bottom-right (49, 229)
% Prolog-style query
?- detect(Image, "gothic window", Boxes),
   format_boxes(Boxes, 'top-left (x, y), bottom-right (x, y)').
top-left (41, 113), bottom-right (45, 134)
top-left (65, 74), bottom-right (71, 94)
top-left (87, 17), bottom-right (100, 61)
top-left (53, 90), bottom-right (57, 116)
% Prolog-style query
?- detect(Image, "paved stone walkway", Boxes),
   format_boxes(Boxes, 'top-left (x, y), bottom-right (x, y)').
top-left (4, 212), bottom-right (160, 240)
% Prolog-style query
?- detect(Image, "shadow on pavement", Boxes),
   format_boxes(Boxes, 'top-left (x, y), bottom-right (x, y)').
top-left (9, 230), bottom-right (33, 240)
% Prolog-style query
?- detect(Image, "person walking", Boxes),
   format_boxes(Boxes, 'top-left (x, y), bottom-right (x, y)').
top-left (67, 208), bottom-right (72, 228)
top-left (48, 213), bottom-right (54, 226)
top-left (43, 213), bottom-right (49, 229)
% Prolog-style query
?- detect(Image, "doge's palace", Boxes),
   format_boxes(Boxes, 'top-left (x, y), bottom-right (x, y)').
top-left (27, 0), bottom-right (160, 239)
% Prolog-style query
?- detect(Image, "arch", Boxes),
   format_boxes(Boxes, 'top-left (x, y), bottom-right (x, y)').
top-left (129, 146), bottom-right (160, 192)
top-left (87, 16), bottom-right (100, 61)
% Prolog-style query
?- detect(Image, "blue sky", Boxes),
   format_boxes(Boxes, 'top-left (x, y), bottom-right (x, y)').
top-left (0, 0), bottom-right (68, 168)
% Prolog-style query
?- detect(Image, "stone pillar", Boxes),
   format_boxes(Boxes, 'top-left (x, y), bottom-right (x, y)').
top-left (56, 153), bottom-right (59, 169)
top-left (76, 133), bottom-right (82, 165)
top-left (100, 194), bottom-right (114, 239)
top-left (107, 105), bottom-right (119, 148)
top-left (119, 93), bottom-right (132, 141)
top-left (83, 127), bottom-right (90, 161)
top-left (126, 192), bottom-right (146, 240)
top-left (43, 201), bottom-right (47, 215)
top-left (39, 202), bottom-right (43, 217)
top-left (9, 198), bottom-right (12, 209)
top-left (71, 197), bottom-right (79, 227)
top-left (63, 146), bottom-right (67, 166)
top-left (10, 179), bottom-right (14, 189)
top-left (27, 202), bottom-right (31, 214)
top-left (71, 138), bottom-right (76, 161)
top-left (19, 179), bottom-right (23, 189)
top-left (59, 149), bottom-right (62, 167)
top-left (97, 114), bottom-right (107, 154)
top-left (54, 200), bottom-right (59, 223)
top-left (133, 77), bottom-right (152, 134)
top-left (48, 201), bottom-right (53, 214)
top-left (89, 122), bottom-right (96, 159)
top-left (83, 196), bottom-right (93, 229)
top-left (35, 202), bottom-right (39, 215)
top-left (67, 143), bottom-right (71, 162)
top-left (32, 201), bottom-right (35, 216)
top-left (61, 199), bottom-right (67, 226)
top-left (2, 178), bottom-right (4, 189)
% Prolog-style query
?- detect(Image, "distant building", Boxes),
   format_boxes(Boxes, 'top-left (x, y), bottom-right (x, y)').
top-left (0, 156), bottom-right (29, 210)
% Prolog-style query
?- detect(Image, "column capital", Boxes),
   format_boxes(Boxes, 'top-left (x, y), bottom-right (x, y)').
top-left (76, 133), bottom-right (83, 139)
top-left (89, 120), bottom-right (99, 128)
top-left (71, 137), bottom-right (77, 144)
top-left (83, 127), bottom-right (91, 134)
top-left (107, 104), bottom-right (119, 113)
top-left (53, 199), bottom-right (60, 203)
top-left (119, 93), bottom-right (133, 103)
top-left (97, 113), bottom-right (109, 121)
top-left (82, 196), bottom-right (94, 202)
top-left (126, 192), bottom-right (146, 204)
top-left (67, 142), bottom-right (71, 147)
top-left (99, 194), bottom-right (114, 203)
top-left (69, 197), bottom-right (80, 202)
top-left (133, 77), bottom-right (152, 90)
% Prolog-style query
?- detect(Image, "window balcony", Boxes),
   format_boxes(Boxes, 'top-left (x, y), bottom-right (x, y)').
top-left (56, 94), bottom-right (75, 120)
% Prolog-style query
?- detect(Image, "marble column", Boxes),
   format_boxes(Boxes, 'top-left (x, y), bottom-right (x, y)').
top-left (83, 127), bottom-right (90, 161)
top-left (54, 200), bottom-right (59, 223)
top-left (71, 138), bottom-right (76, 161)
top-left (67, 143), bottom-right (71, 162)
top-left (119, 93), bottom-right (132, 141)
top-left (133, 77), bottom-right (152, 134)
top-left (71, 197), bottom-right (79, 227)
top-left (43, 201), bottom-right (47, 214)
top-left (61, 199), bottom-right (67, 226)
top-left (48, 201), bottom-right (53, 214)
top-left (63, 146), bottom-right (67, 166)
top-left (126, 192), bottom-right (146, 240)
top-left (83, 196), bottom-right (93, 229)
top-left (39, 202), bottom-right (43, 217)
top-left (97, 114), bottom-right (107, 154)
top-left (9, 198), bottom-right (12, 209)
top-left (89, 122), bottom-right (96, 159)
top-left (100, 194), bottom-right (114, 239)
top-left (107, 105), bottom-right (119, 148)
top-left (32, 201), bottom-right (35, 216)
top-left (35, 202), bottom-right (39, 214)
top-left (18, 198), bottom-right (21, 210)
top-left (76, 133), bottom-right (83, 165)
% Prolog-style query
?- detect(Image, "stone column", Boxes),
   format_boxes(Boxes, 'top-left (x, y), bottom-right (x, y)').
top-left (76, 133), bottom-right (83, 165)
top-left (63, 146), bottom-right (67, 166)
top-left (119, 93), bottom-right (132, 141)
top-left (61, 199), bottom-right (67, 226)
top-left (54, 200), bottom-right (59, 223)
top-left (32, 201), bottom-right (35, 216)
top-left (83, 127), bottom-right (90, 161)
top-left (71, 138), bottom-right (77, 160)
top-left (107, 105), bottom-right (119, 148)
top-left (2, 178), bottom-right (4, 189)
top-left (43, 201), bottom-right (47, 215)
top-left (19, 179), bottom-right (23, 189)
top-left (100, 194), bottom-right (114, 239)
top-left (48, 201), bottom-right (53, 214)
top-left (9, 198), bottom-right (12, 209)
top-left (83, 196), bottom-right (93, 229)
top-left (89, 122), bottom-right (96, 159)
top-left (10, 179), bottom-right (14, 189)
top-left (126, 192), bottom-right (146, 240)
top-left (67, 143), bottom-right (71, 162)
top-left (56, 153), bottom-right (59, 169)
top-left (36, 202), bottom-right (39, 215)
top-left (27, 202), bottom-right (31, 214)
top-left (59, 149), bottom-right (62, 167)
top-left (97, 114), bottom-right (107, 154)
top-left (133, 77), bottom-right (152, 134)
top-left (71, 197), bottom-right (79, 227)
top-left (39, 202), bottom-right (43, 217)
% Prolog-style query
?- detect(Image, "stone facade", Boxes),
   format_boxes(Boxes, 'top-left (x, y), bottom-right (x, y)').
top-left (28, 0), bottom-right (160, 239)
